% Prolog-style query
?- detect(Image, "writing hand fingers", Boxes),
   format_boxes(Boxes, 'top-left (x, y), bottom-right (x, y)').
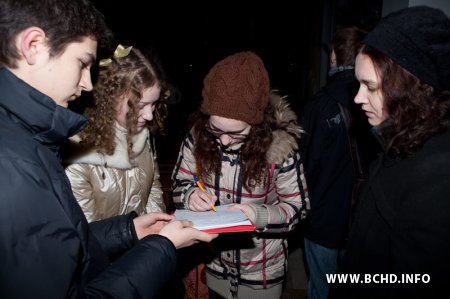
top-left (191, 190), bottom-right (216, 211)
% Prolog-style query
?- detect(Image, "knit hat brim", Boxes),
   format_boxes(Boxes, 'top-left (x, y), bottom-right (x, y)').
top-left (363, 6), bottom-right (450, 90)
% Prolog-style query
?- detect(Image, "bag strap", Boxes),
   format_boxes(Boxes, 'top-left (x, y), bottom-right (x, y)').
top-left (336, 102), bottom-right (364, 218)
top-left (323, 87), bottom-right (365, 222)
top-left (337, 103), bottom-right (364, 180)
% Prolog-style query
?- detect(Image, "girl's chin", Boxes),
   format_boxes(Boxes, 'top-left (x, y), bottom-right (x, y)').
top-left (136, 125), bottom-right (145, 132)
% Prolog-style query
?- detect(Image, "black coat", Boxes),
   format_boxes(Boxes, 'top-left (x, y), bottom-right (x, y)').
top-left (332, 129), bottom-right (450, 298)
top-left (0, 68), bottom-right (176, 299)
top-left (299, 70), bottom-right (376, 248)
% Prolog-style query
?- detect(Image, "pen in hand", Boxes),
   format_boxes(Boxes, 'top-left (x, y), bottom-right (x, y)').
top-left (193, 175), bottom-right (216, 212)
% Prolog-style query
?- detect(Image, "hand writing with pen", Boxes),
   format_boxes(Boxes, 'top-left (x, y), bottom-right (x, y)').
top-left (188, 176), bottom-right (257, 225)
top-left (187, 175), bottom-right (218, 212)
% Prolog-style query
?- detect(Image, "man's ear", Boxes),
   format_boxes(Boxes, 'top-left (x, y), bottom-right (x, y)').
top-left (18, 27), bottom-right (46, 65)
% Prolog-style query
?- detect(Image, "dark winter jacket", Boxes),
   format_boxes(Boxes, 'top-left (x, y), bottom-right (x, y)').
top-left (0, 68), bottom-right (176, 299)
top-left (299, 69), bottom-right (376, 248)
top-left (331, 129), bottom-right (450, 299)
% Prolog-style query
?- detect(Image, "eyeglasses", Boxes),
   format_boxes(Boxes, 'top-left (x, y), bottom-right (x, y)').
top-left (205, 124), bottom-right (249, 141)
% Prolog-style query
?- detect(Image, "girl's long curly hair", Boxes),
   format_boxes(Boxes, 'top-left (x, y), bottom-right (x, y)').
top-left (191, 104), bottom-right (278, 191)
top-left (360, 45), bottom-right (450, 158)
top-left (79, 47), bottom-right (169, 157)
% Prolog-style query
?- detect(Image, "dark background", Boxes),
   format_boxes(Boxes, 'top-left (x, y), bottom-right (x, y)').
top-left (86, 0), bottom-right (382, 163)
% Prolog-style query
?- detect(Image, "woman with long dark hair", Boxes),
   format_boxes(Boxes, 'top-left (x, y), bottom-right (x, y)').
top-left (172, 51), bottom-right (310, 299)
top-left (332, 6), bottom-right (450, 299)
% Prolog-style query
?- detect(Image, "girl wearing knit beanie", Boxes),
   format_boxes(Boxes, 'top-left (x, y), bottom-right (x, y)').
top-left (331, 6), bottom-right (450, 299)
top-left (172, 51), bottom-right (310, 298)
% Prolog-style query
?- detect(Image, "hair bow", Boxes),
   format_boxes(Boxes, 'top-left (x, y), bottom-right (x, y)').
top-left (99, 44), bottom-right (133, 67)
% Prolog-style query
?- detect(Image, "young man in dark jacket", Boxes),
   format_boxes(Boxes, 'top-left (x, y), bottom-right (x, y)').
top-left (0, 1), bottom-right (216, 298)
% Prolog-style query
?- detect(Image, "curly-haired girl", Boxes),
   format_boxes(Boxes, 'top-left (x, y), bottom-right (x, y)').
top-left (65, 45), bottom-right (169, 221)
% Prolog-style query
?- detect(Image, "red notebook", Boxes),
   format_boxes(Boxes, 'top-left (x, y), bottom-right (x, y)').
top-left (174, 205), bottom-right (256, 233)
top-left (201, 224), bottom-right (256, 233)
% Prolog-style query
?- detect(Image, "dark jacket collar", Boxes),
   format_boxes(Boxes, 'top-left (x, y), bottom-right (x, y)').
top-left (0, 68), bottom-right (88, 147)
top-left (328, 68), bottom-right (355, 84)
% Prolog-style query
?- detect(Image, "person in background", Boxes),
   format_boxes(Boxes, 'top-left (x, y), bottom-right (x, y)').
top-left (64, 45), bottom-right (168, 222)
top-left (330, 6), bottom-right (450, 299)
top-left (0, 0), bottom-right (216, 298)
top-left (172, 51), bottom-right (309, 299)
top-left (299, 26), bottom-right (377, 299)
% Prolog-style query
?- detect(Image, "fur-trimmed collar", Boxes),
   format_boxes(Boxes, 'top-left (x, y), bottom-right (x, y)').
top-left (66, 123), bottom-right (149, 169)
top-left (267, 91), bottom-right (303, 164)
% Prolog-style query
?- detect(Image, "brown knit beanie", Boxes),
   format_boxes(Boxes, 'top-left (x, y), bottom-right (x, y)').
top-left (201, 51), bottom-right (270, 125)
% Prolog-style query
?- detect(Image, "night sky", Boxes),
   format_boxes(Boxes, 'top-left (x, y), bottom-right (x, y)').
top-left (92, 2), bottom-right (320, 101)
top-left (88, 0), bottom-right (382, 161)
